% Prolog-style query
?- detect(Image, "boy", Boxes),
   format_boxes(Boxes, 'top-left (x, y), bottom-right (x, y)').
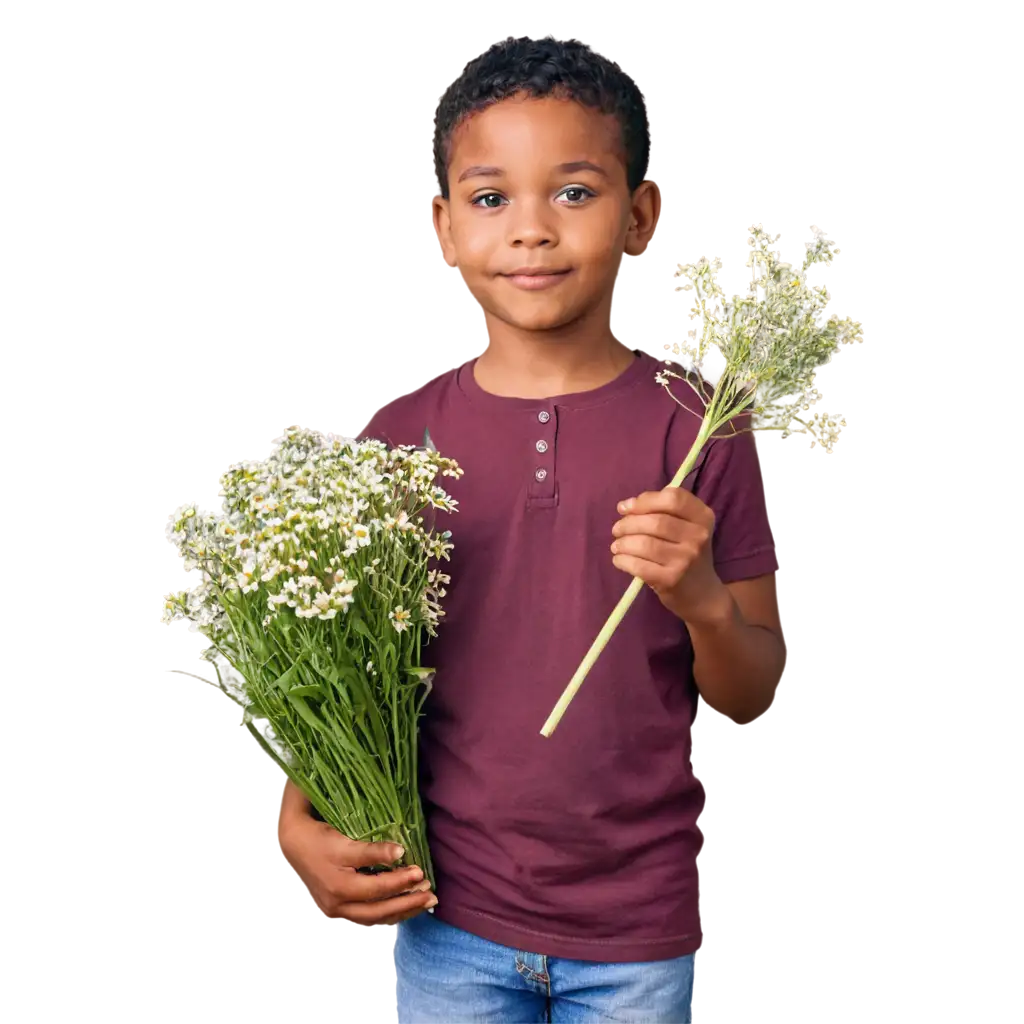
top-left (279, 35), bottom-right (785, 1023)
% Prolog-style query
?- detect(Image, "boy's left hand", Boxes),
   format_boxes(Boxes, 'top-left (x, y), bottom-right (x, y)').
top-left (611, 487), bottom-right (729, 625)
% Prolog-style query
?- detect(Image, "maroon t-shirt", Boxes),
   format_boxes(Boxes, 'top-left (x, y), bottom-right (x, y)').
top-left (360, 347), bottom-right (778, 962)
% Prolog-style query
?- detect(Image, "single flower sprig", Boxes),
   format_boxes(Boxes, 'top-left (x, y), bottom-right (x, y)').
top-left (540, 224), bottom-right (863, 738)
top-left (660, 222), bottom-right (863, 453)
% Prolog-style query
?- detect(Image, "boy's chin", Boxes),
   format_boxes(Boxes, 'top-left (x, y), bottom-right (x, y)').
top-left (490, 300), bottom-right (585, 334)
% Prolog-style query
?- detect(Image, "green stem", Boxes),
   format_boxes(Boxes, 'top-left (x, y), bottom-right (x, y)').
top-left (540, 420), bottom-right (714, 738)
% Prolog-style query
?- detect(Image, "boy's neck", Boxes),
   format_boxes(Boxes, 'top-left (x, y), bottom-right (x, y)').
top-left (473, 329), bottom-right (637, 400)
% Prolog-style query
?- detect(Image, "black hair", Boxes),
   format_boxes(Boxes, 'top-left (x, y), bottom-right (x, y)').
top-left (433, 35), bottom-right (650, 200)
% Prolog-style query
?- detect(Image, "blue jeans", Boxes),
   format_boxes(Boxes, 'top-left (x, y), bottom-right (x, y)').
top-left (395, 911), bottom-right (695, 1023)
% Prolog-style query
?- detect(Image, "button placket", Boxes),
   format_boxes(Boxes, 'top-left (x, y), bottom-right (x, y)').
top-left (528, 405), bottom-right (557, 504)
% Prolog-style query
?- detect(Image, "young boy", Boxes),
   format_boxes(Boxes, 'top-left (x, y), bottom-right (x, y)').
top-left (278, 35), bottom-right (785, 1023)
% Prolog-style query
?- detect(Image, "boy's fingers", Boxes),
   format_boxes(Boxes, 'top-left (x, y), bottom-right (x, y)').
top-left (612, 512), bottom-right (688, 542)
top-left (619, 489), bottom-right (712, 525)
top-left (366, 874), bottom-right (432, 903)
top-left (340, 890), bottom-right (438, 926)
top-left (611, 534), bottom-right (678, 566)
top-left (342, 866), bottom-right (426, 902)
top-left (618, 490), bottom-right (681, 514)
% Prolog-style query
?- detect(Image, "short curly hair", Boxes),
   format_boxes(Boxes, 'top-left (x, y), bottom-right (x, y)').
top-left (433, 35), bottom-right (650, 200)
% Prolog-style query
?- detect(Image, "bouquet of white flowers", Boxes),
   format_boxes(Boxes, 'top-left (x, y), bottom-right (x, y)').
top-left (163, 426), bottom-right (462, 885)
top-left (542, 224), bottom-right (864, 737)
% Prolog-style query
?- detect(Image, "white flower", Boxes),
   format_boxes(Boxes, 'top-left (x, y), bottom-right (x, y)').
top-left (431, 532), bottom-right (454, 561)
top-left (236, 560), bottom-right (260, 594)
top-left (167, 430), bottom-right (461, 674)
top-left (659, 226), bottom-right (860, 454)
top-left (389, 605), bottom-right (412, 633)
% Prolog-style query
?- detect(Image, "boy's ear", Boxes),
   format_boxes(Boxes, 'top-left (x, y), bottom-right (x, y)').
top-left (624, 180), bottom-right (661, 257)
top-left (432, 196), bottom-right (458, 268)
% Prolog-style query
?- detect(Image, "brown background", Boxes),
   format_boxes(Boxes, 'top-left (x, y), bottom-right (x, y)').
top-left (2, 8), bottom-right (1024, 1024)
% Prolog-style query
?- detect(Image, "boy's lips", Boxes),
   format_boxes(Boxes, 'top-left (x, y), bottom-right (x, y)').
top-left (501, 268), bottom-right (573, 290)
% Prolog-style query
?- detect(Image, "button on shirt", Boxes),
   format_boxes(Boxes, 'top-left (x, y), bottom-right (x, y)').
top-left (359, 348), bottom-right (778, 963)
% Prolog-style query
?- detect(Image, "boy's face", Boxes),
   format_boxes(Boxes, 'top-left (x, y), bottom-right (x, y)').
top-left (433, 94), bottom-right (660, 335)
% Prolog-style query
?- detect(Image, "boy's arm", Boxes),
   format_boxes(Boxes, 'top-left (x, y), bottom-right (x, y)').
top-left (675, 419), bottom-right (778, 724)
top-left (279, 778), bottom-right (326, 828)
top-left (278, 778), bottom-right (309, 819)
top-left (628, 416), bottom-right (785, 724)
top-left (611, 480), bottom-right (785, 724)
top-left (681, 572), bottom-right (786, 724)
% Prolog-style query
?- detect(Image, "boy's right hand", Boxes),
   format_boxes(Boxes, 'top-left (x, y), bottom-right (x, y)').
top-left (280, 816), bottom-right (436, 926)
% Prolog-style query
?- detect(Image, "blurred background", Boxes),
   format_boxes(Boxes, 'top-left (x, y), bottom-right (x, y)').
top-left (1, 3), bottom-right (1019, 1021)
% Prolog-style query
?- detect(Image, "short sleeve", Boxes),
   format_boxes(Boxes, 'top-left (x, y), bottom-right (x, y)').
top-left (353, 368), bottom-right (451, 451)
top-left (690, 423), bottom-right (779, 583)
top-left (358, 402), bottom-right (422, 450)
top-left (358, 409), bottom-right (404, 447)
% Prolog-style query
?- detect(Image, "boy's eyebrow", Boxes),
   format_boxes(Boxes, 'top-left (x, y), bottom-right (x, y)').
top-left (556, 161), bottom-right (610, 179)
top-left (457, 165), bottom-right (502, 183)
top-left (456, 160), bottom-right (610, 183)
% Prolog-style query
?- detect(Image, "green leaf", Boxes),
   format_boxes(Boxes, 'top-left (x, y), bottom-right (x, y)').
top-left (285, 692), bottom-right (324, 732)
top-left (288, 684), bottom-right (324, 699)
top-left (336, 668), bottom-right (390, 755)
top-left (271, 650), bottom-right (310, 694)
top-left (350, 617), bottom-right (378, 647)
top-left (313, 661), bottom-right (340, 688)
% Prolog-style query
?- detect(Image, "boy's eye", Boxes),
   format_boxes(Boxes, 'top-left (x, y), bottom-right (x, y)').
top-left (558, 186), bottom-right (595, 205)
top-left (473, 187), bottom-right (598, 208)
top-left (471, 193), bottom-right (506, 209)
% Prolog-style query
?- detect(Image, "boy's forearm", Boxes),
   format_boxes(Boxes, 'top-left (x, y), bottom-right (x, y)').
top-left (682, 585), bottom-right (786, 724)
top-left (279, 778), bottom-right (313, 837)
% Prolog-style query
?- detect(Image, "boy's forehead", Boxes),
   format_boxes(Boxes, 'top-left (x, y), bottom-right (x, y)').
top-left (449, 95), bottom-right (625, 181)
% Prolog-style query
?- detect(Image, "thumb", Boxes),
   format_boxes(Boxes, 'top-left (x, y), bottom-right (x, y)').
top-left (335, 834), bottom-right (406, 870)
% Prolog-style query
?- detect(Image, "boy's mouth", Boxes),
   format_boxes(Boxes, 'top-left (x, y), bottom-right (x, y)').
top-left (501, 267), bottom-right (573, 290)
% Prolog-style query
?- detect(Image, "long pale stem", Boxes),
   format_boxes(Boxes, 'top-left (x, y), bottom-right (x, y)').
top-left (540, 422), bottom-right (713, 738)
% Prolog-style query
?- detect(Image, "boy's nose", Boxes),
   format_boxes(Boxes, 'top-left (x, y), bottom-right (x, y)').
top-left (506, 198), bottom-right (557, 247)
top-left (508, 226), bottom-right (556, 248)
